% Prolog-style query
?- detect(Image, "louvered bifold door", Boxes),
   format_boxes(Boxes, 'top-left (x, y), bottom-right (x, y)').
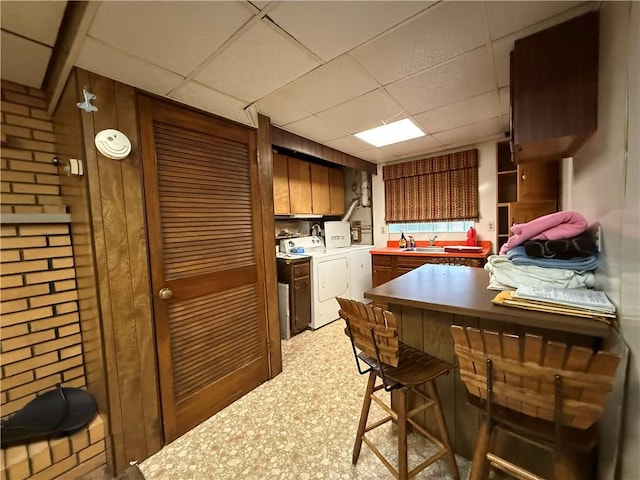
top-left (138, 96), bottom-right (269, 442)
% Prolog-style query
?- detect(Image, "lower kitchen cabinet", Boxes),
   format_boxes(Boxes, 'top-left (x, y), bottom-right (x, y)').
top-left (277, 256), bottom-right (311, 335)
top-left (372, 255), bottom-right (393, 287)
top-left (371, 255), bottom-right (485, 288)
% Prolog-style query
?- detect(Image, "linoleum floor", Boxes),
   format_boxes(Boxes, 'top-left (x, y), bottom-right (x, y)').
top-left (139, 319), bottom-right (471, 480)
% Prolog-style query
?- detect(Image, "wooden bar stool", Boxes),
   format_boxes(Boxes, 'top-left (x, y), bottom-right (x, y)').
top-left (337, 298), bottom-right (460, 480)
top-left (450, 325), bottom-right (620, 480)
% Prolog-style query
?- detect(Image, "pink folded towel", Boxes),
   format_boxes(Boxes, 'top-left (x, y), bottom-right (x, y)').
top-left (499, 211), bottom-right (589, 255)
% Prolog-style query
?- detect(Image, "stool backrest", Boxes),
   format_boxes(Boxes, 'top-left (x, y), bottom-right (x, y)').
top-left (450, 325), bottom-right (620, 429)
top-left (337, 298), bottom-right (399, 367)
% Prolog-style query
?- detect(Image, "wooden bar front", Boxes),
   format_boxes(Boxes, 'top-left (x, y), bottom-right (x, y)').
top-left (364, 264), bottom-right (623, 477)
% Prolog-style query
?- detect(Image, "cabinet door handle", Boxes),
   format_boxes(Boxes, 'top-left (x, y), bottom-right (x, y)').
top-left (521, 174), bottom-right (527, 181)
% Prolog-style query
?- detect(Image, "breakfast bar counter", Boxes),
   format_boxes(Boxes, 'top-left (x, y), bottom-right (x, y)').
top-left (364, 263), bottom-right (611, 338)
top-left (363, 264), bottom-right (624, 476)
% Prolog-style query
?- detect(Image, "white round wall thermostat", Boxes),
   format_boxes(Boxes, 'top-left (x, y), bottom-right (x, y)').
top-left (94, 129), bottom-right (132, 160)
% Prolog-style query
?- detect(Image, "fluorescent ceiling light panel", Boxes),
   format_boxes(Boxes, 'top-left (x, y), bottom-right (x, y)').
top-left (354, 118), bottom-right (425, 147)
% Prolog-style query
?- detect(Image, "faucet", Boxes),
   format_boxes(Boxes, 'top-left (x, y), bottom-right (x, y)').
top-left (429, 235), bottom-right (438, 246)
top-left (311, 224), bottom-right (322, 237)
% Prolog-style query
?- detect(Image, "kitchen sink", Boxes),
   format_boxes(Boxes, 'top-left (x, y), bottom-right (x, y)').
top-left (404, 246), bottom-right (446, 253)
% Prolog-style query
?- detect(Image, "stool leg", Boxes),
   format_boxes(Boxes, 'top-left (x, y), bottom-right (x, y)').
top-left (426, 381), bottom-right (460, 480)
top-left (397, 388), bottom-right (408, 480)
top-left (469, 419), bottom-right (496, 480)
top-left (353, 371), bottom-right (377, 464)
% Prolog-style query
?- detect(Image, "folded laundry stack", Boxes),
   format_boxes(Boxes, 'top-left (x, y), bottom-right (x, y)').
top-left (487, 211), bottom-right (598, 291)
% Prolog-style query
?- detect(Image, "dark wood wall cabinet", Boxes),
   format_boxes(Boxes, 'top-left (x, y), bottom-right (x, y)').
top-left (371, 254), bottom-right (485, 288)
top-left (511, 11), bottom-right (598, 163)
top-left (277, 256), bottom-right (311, 335)
top-left (496, 141), bottom-right (559, 252)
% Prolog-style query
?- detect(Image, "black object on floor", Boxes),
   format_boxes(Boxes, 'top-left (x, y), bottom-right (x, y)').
top-left (0, 385), bottom-right (97, 449)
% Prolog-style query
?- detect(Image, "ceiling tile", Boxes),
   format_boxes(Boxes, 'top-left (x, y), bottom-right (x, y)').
top-left (387, 47), bottom-right (495, 115)
top-left (195, 20), bottom-right (320, 103)
top-left (352, 1), bottom-right (488, 86)
top-left (501, 115), bottom-right (510, 133)
top-left (283, 116), bottom-right (347, 143)
top-left (379, 134), bottom-right (444, 159)
top-left (315, 89), bottom-right (407, 134)
top-left (1, 1), bottom-right (66, 46)
top-left (88, 1), bottom-right (254, 76)
top-left (273, 55), bottom-right (378, 114)
top-left (256, 94), bottom-right (310, 126)
top-left (323, 135), bottom-right (373, 155)
top-left (414, 91), bottom-right (500, 134)
top-left (250, 1), bottom-right (272, 11)
top-left (498, 87), bottom-right (510, 115)
top-left (486, 1), bottom-right (585, 39)
top-left (490, 35), bottom-right (513, 88)
top-left (76, 37), bottom-right (185, 96)
top-left (432, 117), bottom-right (504, 146)
top-left (354, 148), bottom-right (388, 164)
top-left (0, 32), bottom-right (52, 88)
top-left (267, 1), bottom-right (432, 61)
top-left (171, 82), bottom-right (250, 126)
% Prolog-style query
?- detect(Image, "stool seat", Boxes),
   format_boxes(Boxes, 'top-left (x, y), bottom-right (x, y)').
top-left (357, 343), bottom-right (455, 388)
top-left (337, 297), bottom-right (460, 480)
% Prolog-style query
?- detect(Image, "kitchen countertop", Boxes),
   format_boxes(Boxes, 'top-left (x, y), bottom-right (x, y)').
top-left (364, 263), bottom-right (611, 338)
top-left (369, 240), bottom-right (492, 258)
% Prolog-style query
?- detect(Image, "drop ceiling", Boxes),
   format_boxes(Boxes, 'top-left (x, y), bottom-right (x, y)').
top-left (0, 1), bottom-right (598, 164)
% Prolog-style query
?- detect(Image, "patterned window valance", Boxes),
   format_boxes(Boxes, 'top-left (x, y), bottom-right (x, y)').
top-left (383, 148), bottom-right (479, 223)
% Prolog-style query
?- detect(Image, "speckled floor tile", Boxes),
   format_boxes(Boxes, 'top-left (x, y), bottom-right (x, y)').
top-left (139, 320), bottom-right (471, 480)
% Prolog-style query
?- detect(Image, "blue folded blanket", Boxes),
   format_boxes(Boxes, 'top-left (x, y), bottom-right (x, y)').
top-left (506, 245), bottom-right (598, 272)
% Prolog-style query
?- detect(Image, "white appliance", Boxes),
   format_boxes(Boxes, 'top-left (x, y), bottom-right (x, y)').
top-left (280, 227), bottom-right (373, 329)
top-left (324, 220), bottom-right (351, 249)
top-left (324, 221), bottom-right (373, 303)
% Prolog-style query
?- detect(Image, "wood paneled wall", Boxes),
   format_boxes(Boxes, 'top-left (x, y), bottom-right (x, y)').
top-left (55, 69), bottom-right (163, 474)
top-left (52, 69), bottom-right (284, 475)
top-left (271, 126), bottom-right (377, 175)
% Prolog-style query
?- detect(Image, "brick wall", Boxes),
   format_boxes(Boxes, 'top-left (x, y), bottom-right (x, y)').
top-left (1, 82), bottom-right (64, 215)
top-left (1, 80), bottom-right (106, 479)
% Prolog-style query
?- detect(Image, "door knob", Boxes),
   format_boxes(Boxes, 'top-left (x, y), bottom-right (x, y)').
top-left (158, 287), bottom-right (173, 300)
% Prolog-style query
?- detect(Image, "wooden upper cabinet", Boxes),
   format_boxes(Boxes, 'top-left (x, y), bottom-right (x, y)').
top-left (496, 140), bottom-right (558, 252)
top-left (511, 11), bottom-right (598, 163)
top-left (310, 163), bottom-right (331, 214)
top-left (273, 153), bottom-right (291, 214)
top-left (517, 161), bottom-right (559, 202)
top-left (288, 157), bottom-right (312, 214)
top-left (273, 154), bottom-right (346, 216)
top-left (329, 167), bottom-right (345, 215)
top-left (510, 200), bottom-right (558, 227)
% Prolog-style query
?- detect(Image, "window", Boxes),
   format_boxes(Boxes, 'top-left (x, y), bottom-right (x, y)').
top-left (383, 148), bottom-right (479, 223)
top-left (388, 221), bottom-right (475, 234)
